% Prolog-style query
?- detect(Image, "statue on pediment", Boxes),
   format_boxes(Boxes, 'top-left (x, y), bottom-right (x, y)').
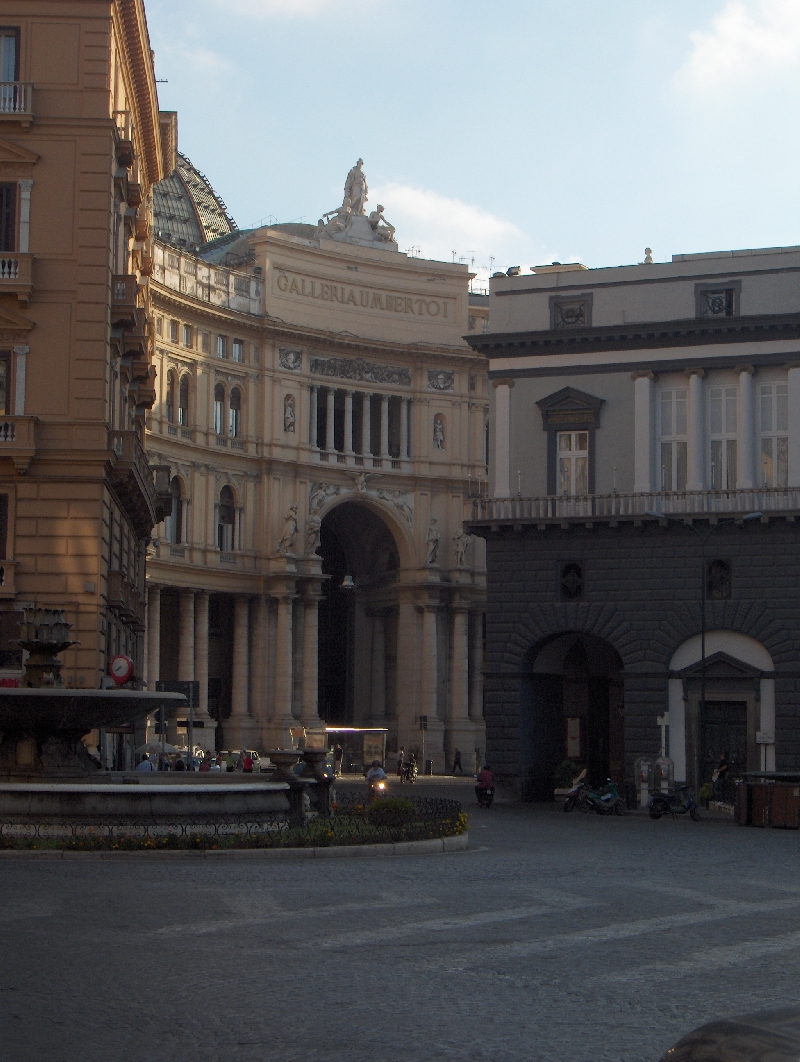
top-left (344, 158), bottom-right (368, 215)
top-left (368, 204), bottom-right (395, 243)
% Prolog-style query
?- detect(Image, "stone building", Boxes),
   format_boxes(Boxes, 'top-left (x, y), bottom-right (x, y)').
top-left (466, 250), bottom-right (800, 799)
top-left (0, 0), bottom-right (169, 686)
top-left (145, 160), bottom-right (488, 768)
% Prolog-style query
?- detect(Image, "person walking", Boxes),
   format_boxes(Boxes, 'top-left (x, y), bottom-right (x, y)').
top-left (713, 751), bottom-right (729, 802)
top-left (397, 746), bottom-right (405, 778)
top-left (136, 754), bottom-right (156, 773)
top-left (241, 749), bottom-right (253, 773)
top-left (451, 749), bottom-right (463, 775)
top-left (334, 745), bottom-right (343, 777)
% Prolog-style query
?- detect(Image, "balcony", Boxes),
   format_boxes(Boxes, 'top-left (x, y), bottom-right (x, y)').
top-left (108, 430), bottom-right (167, 537)
top-left (111, 274), bottom-right (137, 327)
top-left (0, 82), bottom-right (33, 126)
top-left (0, 415), bottom-right (37, 472)
top-left (113, 110), bottom-right (134, 168)
top-left (0, 558), bottom-right (17, 598)
top-left (0, 253), bottom-right (33, 305)
top-left (465, 488), bottom-right (800, 528)
top-left (107, 570), bottom-right (145, 631)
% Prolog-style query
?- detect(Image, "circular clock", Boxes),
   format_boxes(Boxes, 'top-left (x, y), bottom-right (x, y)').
top-left (109, 654), bottom-right (134, 685)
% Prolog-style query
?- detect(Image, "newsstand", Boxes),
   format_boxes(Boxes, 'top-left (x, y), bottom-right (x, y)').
top-left (735, 772), bottom-right (800, 828)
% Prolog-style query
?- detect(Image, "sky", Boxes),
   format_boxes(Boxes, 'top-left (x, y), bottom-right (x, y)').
top-left (146, 0), bottom-right (800, 287)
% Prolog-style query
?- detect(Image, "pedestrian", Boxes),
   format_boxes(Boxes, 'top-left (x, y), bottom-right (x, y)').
top-left (224, 751), bottom-right (236, 773)
top-left (198, 755), bottom-right (210, 773)
top-left (334, 745), bottom-right (343, 776)
top-left (452, 748), bottom-right (463, 775)
top-left (136, 753), bottom-right (156, 773)
top-left (172, 753), bottom-right (186, 771)
top-left (241, 748), bottom-right (253, 773)
top-left (397, 746), bottom-right (405, 778)
top-left (712, 751), bottom-right (729, 802)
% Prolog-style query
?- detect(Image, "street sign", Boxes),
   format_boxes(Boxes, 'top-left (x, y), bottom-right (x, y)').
top-left (177, 720), bottom-right (204, 729)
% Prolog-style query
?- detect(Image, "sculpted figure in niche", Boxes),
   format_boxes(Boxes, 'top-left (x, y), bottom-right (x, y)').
top-left (305, 513), bottom-right (321, 555)
top-left (344, 158), bottom-right (368, 215)
top-left (284, 394), bottom-right (296, 433)
top-left (277, 504), bottom-right (298, 557)
top-left (368, 204), bottom-right (395, 243)
top-left (433, 414), bottom-right (445, 450)
top-left (453, 528), bottom-right (470, 568)
top-left (425, 518), bottom-right (441, 566)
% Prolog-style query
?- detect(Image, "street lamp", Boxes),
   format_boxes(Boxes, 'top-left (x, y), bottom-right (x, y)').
top-left (645, 509), bottom-right (762, 788)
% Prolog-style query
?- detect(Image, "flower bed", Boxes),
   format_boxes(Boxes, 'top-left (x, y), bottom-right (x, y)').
top-left (0, 796), bottom-right (467, 852)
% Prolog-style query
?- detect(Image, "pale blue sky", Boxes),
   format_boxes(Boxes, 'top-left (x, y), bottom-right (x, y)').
top-left (146, 0), bottom-right (800, 284)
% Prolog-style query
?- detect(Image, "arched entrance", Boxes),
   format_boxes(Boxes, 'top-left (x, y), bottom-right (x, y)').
top-left (317, 501), bottom-right (401, 725)
top-left (520, 632), bottom-right (624, 800)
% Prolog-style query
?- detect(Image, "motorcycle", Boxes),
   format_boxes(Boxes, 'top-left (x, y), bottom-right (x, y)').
top-left (400, 758), bottom-right (417, 784)
top-left (367, 777), bottom-right (388, 802)
top-left (563, 769), bottom-right (590, 812)
top-left (649, 784), bottom-right (700, 821)
top-left (475, 784), bottom-right (494, 808)
top-left (565, 777), bottom-right (625, 815)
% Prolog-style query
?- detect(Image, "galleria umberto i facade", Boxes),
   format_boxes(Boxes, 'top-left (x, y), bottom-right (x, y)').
top-left (144, 156), bottom-right (488, 768)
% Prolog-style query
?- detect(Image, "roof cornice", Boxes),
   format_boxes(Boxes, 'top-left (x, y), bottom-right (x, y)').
top-left (116, 0), bottom-right (162, 188)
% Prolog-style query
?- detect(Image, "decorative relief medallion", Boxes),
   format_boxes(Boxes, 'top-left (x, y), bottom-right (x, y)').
top-left (279, 347), bottom-right (303, 371)
top-left (311, 355), bottom-right (411, 387)
top-left (309, 480), bottom-right (413, 526)
top-left (553, 301), bottom-right (587, 328)
top-left (427, 369), bottom-right (454, 391)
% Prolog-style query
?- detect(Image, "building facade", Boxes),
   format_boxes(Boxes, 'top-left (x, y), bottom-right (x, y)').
top-left (0, 0), bottom-right (169, 690)
top-left (467, 250), bottom-right (800, 798)
top-left (144, 163), bottom-right (488, 769)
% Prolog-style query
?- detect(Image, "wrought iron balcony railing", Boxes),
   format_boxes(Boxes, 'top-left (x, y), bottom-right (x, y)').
top-left (465, 488), bottom-right (800, 525)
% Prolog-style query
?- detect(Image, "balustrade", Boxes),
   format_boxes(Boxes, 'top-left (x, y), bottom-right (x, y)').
top-left (310, 384), bottom-right (411, 468)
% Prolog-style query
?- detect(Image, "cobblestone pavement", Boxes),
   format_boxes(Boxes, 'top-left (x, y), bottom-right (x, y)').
top-left (2, 793), bottom-right (799, 1062)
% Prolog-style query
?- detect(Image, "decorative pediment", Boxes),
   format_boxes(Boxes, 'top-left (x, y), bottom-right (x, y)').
top-left (537, 386), bottom-right (604, 428)
top-left (0, 304), bottom-right (34, 341)
top-left (0, 137), bottom-right (39, 165)
top-left (676, 651), bottom-right (764, 681)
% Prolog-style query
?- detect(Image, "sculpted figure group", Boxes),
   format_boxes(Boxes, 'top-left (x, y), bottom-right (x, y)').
top-left (316, 159), bottom-right (395, 244)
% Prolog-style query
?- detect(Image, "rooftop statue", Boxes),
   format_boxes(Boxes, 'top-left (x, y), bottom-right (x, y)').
top-left (344, 158), bottom-right (368, 216)
top-left (368, 204), bottom-right (395, 243)
top-left (315, 161), bottom-right (398, 249)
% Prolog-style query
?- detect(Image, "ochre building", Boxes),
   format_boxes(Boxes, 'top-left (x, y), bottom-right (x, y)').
top-left (145, 160), bottom-right (488, 770)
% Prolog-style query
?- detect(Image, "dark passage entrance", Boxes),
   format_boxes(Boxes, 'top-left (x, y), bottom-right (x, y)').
top-left (701, 700), bottom-right (747, 793)
top-left (519, 633), bottom-right (624, 800)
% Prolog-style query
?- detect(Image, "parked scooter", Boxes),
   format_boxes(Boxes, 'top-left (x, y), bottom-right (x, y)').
top-left (400, 756), bottom-right (417, 784)
top-left (649, 784), bottom-right (700, 821)
top-left (563, 769), bottom-right (590, 812)
top-left (585, 778), bottom-right (626, 816)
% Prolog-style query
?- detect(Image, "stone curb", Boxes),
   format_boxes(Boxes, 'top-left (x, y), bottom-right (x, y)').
top-left (0, 831), bottom-right (469, 861)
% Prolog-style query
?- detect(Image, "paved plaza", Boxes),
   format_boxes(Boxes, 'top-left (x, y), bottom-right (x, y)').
top-left (2, 788), bottom-right (799, 1062)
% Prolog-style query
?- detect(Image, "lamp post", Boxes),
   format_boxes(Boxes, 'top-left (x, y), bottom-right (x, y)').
top-left (645, 510), bottom-right (762, 788)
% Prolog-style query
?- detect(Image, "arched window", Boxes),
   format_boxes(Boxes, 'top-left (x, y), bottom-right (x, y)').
top-left (178, 375), bottom-right (190, 426)
top-left (229, 387), bottom-right (241, 437)
top-left (217, 485), bottom-right (235, 551)
top-left (167, 477), bottom-right (183, 544)
top-left (165, 371), bottom-right (176, 424)
top-left (213, 383), bottom-right (225, 436)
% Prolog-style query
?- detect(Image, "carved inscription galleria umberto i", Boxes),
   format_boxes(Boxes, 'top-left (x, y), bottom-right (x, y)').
top-left (274, 270), bottom-right (454, 321)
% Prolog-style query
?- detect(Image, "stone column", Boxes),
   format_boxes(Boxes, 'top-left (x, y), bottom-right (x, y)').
top-left (325, 387), bottom-right (335, 453)
top-left (301, 592), bottom-right (322, 727)
top-left (789, 365), bottom-right (800, 488)
top-left (309, 384), bottom-right (318, 448)
top-left (395, 592), bottom-right (417, 751)
top-left (146, 584), bottom-right (161, 690)
top-left (737, 366), bottom-right (755, 490)
top-left (632, 372), bottom-right (654, 493)
top-left (18, 179), bottom-right (32, 253)
top-left (227, 595), bottom-right (250, 747)
top-left (686, 370), bottom-right (705, 491)
top-left (380, 394), bottom-right (390, 459)
top-left (370, 612), bottom-right (386, 722)
top-left (194, 590), bottom-right (210, 713)
top-left (178, 590), bottom-right (195, 680)
top-left (344, 389), bottom-right (354, 455)
top-left (492, 379), bottom-right (514, 497)
top-left (469, 613), bottom-right (484, 724)
top-left (420, 604), bottom-right (445, 772)
top-left (401, 396), bottom-right (410, 461)
top-left (270, 594), bottom-right (296, 745)
top-left (361, 393), bottom-right (371, 455)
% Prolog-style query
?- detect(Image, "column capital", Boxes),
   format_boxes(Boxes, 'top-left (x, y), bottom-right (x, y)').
top-left (686, 368), bottom-right (705, 378)
top-left (491, 378), bottom-right (515, 389)
top-left (631, 370), bottom-right (654, 381)
top-left (18, 178), bottom-right (33, 194)
top-left (738, 364), bottom-right (755, 375)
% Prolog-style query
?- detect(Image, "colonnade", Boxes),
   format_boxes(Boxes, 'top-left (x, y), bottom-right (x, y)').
top-left (309, 385), bottom-right (411, 466)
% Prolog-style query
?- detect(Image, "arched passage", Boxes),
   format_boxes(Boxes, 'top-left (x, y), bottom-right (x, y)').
top-left (520, 632), bottom-right (624, 800)
top-left (317, 500), bottom-right (401, 725)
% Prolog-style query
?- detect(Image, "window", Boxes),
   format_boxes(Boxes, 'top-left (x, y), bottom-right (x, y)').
top-left (232, 339), bottom-right (244, 363)
top-left (0, 183), bottom-right (15, 252)
top-left (707, 559), bottom-right (732, 600)
top-left (167, 253), bottom-right (180, 269)
top-left (178, 375), bottom-right (189, 426)
top-left (168, 319), bottom-right (178, 343)
top-left (213, 383), bottom-right (224, 436)
top-left (182, 324), bottom-right (192, 348)
top-left (0, 353), bottom-right (9, 415)
top-left (760, 383), bottom-right (788, 487)
top-left (229, 387), bottom-right (241, 437)
top-left (560, 563), bottom-right (584, 601)
top-left (165, 371), bottom-right (176, 424)
top-left (659, 388), bottom-right (688, 492)
top-left (0, 30), bottom-right (19, 82)
top-left (216, 335), bottom-right (227, 359)
top-left (201, 331), bottom-right (210, 355)
top-left (557, 431), bottom-right (588, 495)
top-left (696, 281), bottom-right (740, 318)
top-left (233, 275), bottom-right (249, 296)
top-left (252, 344), bottom-right (260, 364)
top-left (709, 386), bottom-right (737, 490)
top-left (217, 486), bottom-right (235, 551)
top-left (155, 316), bottom-right (163, 337)
top-left (183, 260), bottom-right (196, 276)
top-left (214, 271), bottom-right (227, 287)
top-left (167, 478), bottom-right (183, 545)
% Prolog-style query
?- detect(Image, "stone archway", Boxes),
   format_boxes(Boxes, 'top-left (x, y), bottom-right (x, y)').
top-left (519, 632), bottom-right (624, 800)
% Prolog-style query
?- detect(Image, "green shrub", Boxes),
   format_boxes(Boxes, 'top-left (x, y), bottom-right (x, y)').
top-left (367, 796), bottom-right (415, 827)
top-left (699, 783), bottom-right (714, 801)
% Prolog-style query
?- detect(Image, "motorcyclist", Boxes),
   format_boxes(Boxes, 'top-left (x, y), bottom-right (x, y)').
top-left (366, 759), bottom-right (386, 782)
top-left (475, 764), bottom-right (495, 802)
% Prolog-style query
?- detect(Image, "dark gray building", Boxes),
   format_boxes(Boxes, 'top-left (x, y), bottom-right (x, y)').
top-left (466, 249), bottom-right (800, 799)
